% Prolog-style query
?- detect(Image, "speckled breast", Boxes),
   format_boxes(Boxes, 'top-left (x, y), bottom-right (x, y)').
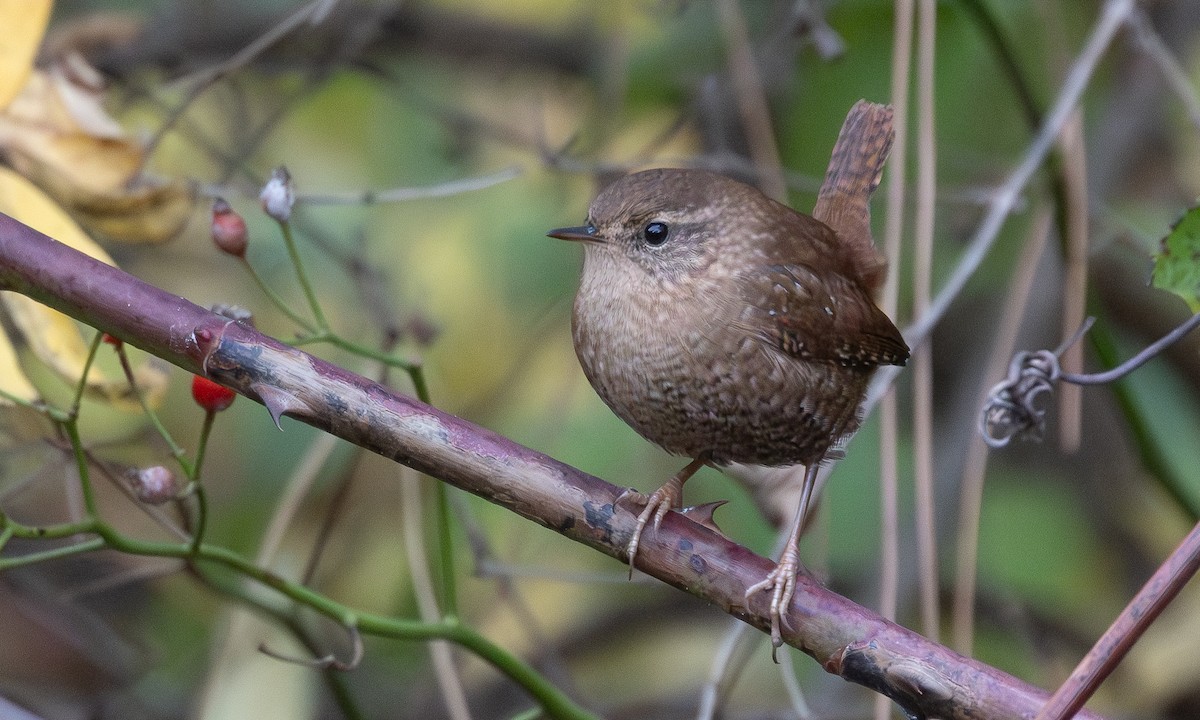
top-left (571, 288), bottom-right (869, 467)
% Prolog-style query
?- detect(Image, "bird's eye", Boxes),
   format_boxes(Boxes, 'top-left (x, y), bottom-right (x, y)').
top-left (643, 221), bottom-right (669, 246)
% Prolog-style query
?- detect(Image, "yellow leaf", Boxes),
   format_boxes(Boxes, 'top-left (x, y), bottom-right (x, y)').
top-left (0, 166), bottom-right (169, 410)
top-left (67, 174), bottom-right (196, 245)
top-left (0, 60), bottom-right (197, 244)
top-left (0, 0), bottom-right (52, 111)
top-left (2, 294), bottom-right (170, 410)
top-left (0, 165), bottom-right (116, 260)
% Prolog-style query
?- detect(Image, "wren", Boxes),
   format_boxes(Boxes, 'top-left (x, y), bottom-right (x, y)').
top-left (549, 101), bottom-right (908, 650)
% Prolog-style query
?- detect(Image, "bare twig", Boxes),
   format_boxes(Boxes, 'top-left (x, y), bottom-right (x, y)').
top-left (715, 0), bottom-right (786, 202)
top-left (259, 166), bottom-right (523, 206)
top-left (258, 624), bottom-right (364, 671)
top-left (401, 466), bottom-right (473, 720)
top-left (866, 0), bottom-right (1136, 409)
top-left (874, 0), bottom-right (914, 711)
top-left (912, 0), bottom-right (940, 643)
top-left (1034, 518), bottom-right (1200, 720)
top-left (1128, 9), bottom-right (1200, 133)
top-left (140, 0), bottom-right (333, 173)
top-left (953, 210), bottom-right (1053, 653)
top-left (1062, 311), bottom-right (1200, 385)
top-left (1057, 110), bottom-right (1089, 453)
top-left (696, 624), bottom-right (758, 720)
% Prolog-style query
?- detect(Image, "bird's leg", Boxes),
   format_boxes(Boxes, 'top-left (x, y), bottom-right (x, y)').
top-left (620, 454), bottom-right (709, 576)
top-left (744, 461), bottom-right (819, 659)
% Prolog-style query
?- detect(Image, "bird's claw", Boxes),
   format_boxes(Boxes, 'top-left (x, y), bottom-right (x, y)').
top-left (622, 483), bottom-right (681, 578)
top-left (744, 548), bottom-right (802, 662)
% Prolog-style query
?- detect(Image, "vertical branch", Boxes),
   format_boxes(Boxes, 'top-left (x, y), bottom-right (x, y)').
top-left (952, 211), bottom-right (1054, 654)
top-left (1057, 112), bottom-right (1089, 453)
top-left (875, 0), bottom-right (914, 712)
top-left (715, 0), bottom-right (787, 202)
top-left (864, 0), bottom-right (1136, 414)
top-left (401, 467), bottom-right (473, 720)
top-left (912, 0), bottom-right (940, 641)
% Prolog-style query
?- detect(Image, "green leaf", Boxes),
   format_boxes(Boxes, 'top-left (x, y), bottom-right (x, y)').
top-left (1152, 204), bottom-right (1200, 313)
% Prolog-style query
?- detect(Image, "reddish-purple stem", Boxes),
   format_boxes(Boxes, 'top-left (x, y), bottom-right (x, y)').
top-left (0, 211), bottom-right (1110, 720)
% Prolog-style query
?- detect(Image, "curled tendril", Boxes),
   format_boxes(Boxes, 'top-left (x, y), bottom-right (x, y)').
top-left (980, 350), bottom-right (1062, 448)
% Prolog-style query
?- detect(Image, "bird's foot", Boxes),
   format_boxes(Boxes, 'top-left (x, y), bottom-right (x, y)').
top-left (744, 543), bottom-right (804, 661)
top-left (616, 474), bottom-right (685, 577)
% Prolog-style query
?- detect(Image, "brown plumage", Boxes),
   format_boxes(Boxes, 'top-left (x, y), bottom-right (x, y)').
top-left (560, 167), bottom-right (906, 467)
top-left (550, 101), bottom-right (906, 652)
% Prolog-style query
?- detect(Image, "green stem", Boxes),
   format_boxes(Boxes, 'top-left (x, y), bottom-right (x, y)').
top-left (193, 410), bottom-right (216, 480)
top-left (278, 220), bottom-right (330, 330)
top-left (69, 332), bottom-right (106, 415)
top-left (187, 410), bottom-right (217, 553)
top-left (240, 257), bottom-right (318, 333)
top-left (358, 615), bottom-right (600, 720)
top-left (0, 387), bottom-right (36, 408)
top-left (0, 537), bottom-right (106, 569)
top-left (62, 419), bottom-right (98, 516)
top-left (0, 513), bottom-right (593, 719)
top-left (190, 483), bottom-right (210, 555)
top-left (290, 333), bottom-right (431, 408)
top-left (408, 364), bottom-right (431, 405)
top-left (294, 333), bottom-right (421, 371)
top-left (3, 517), bottom-right (97, 539)
top-left (113, 340), bottom-right (194, 476)
top-left (434, 479), bottom-right (458, 617)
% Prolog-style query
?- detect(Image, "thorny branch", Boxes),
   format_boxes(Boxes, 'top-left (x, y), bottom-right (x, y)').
top-left (0, 209), bottom-right (1110, 720)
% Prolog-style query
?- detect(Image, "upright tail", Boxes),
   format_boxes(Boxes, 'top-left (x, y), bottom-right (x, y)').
top-left (812, 100), bottom-right (894, 293)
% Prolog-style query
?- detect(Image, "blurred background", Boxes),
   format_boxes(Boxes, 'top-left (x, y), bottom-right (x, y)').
top-left (2, 0), bottom-right (1200, 718)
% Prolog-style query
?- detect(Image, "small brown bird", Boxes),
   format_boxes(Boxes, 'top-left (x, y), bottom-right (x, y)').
top-left (550, 102), bottom-right (907, 649)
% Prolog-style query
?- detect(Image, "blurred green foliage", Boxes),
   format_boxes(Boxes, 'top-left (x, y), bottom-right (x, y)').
top-left (5, 1), bottom-right (1200, 718)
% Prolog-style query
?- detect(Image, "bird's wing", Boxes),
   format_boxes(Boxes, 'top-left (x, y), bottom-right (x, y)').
top-left (737, 263), bottom-right (909, 368)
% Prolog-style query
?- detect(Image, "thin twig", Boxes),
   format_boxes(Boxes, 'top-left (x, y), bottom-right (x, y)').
top-left (874, 0), bottom-right (914, 708)
top-left (258, 624), bottom-right (364, 671)
top-left (1057, 109), bottom-right (1089, 453)
top-left (912, 0), bottom-right (940, 643)
top-left (715, 0), bottom-right (787, 202)
top-left (1128, 9), bottom-right (1200, 133)
top-left (400, 466), bottom-right (473, 720)
top-left (696, 623), bottom-right (758, 720)
top-left (1034, 518), bottom-right (1200, 720)
top-left (1061, 310), bottom-right (1200, 385)
top-left (225, 166), bottom-right (524, 206)
top-left (952, 210), bottom-right (1053, 654)
top-left (866, 0), bottom-right (1136, 410)
top-left (140, 0), bottom-right (331, 174)
top-left (777, 647), bottom-right (813, 719)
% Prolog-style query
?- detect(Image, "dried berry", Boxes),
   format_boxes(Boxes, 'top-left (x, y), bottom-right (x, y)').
top-left (211, 198), bottom-right (248, 258)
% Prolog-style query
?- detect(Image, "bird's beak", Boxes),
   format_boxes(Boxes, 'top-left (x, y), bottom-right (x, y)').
top-left (547, 225), bottom-right (601, 243)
